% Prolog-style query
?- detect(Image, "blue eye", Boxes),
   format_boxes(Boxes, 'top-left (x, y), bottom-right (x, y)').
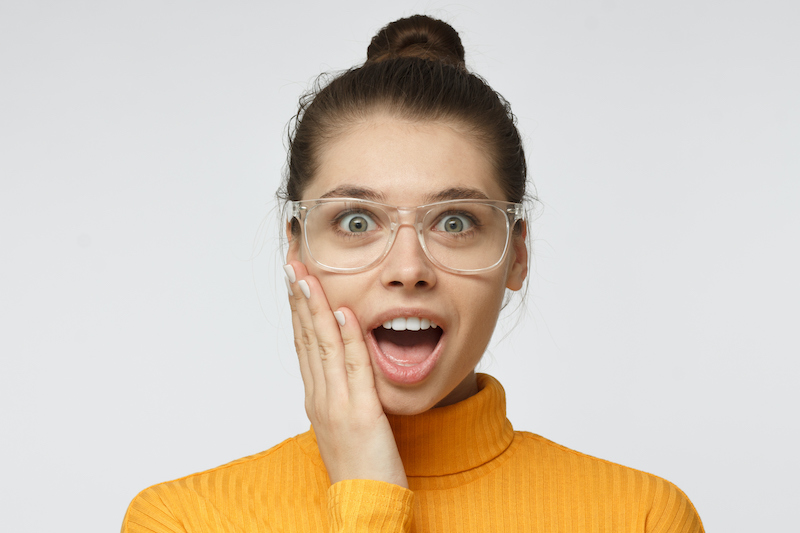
top-left (436, 214), bottom-right (473, 233)
top-left (339, 212), bottom-right (376, 233)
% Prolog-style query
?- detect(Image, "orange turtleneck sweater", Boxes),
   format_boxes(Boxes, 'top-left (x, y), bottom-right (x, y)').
top-left (122, 374), bottom-right (704, 532)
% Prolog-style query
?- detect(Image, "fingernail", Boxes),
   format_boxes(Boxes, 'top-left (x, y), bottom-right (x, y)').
top-left (283, 276), bottom-right (293, 296)
top-left (298, 279), bottom-right (311, 299)
top-left (333, 311), bottom-right (345, 327)
top-left (283, 264), bottom-right (296, 283)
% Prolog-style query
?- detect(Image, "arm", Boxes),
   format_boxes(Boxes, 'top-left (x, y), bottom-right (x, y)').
top-left (328, 480), bottom-right (414, 531)
top-left (647, 480), bottom-right (705, 533)
top-left (121, 486), bottom-right (185, 533)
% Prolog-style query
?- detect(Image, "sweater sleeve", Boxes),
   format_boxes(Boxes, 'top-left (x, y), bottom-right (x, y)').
top-left (647, 480), bottom-right (705, 533)
top-left (327, 480), bottom-right (415, 532)
top-left (121, 486), bottom-right (186, 533)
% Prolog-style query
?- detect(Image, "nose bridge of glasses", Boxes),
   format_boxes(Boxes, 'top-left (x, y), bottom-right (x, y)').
top-left (384, 205), bottom-right (423, 234)
top-left (392, 205), bottom-right (421, 222)
top-left (385, 206), bottom-right (428, 255)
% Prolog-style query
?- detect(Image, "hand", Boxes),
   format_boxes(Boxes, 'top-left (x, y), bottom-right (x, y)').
top-left (284, 261), bottom-right (408, 488)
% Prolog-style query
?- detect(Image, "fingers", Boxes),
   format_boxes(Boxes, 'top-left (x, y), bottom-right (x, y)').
top-left (285, 262), bottom-right (317, 402)
top-left (284, 261), bottom-right (370, 410)
top-left (335, 307), bottom-right (378, 405)
top-left (297, 274), bottom-right (349, 402)
top-left (290, 265), bottom-right (327, 404)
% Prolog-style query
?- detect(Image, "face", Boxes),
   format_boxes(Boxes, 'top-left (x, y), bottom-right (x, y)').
top-left (288, 116), bottom-right (527, 415)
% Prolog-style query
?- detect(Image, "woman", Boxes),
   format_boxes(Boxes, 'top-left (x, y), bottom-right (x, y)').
top-left (123, 15), bottom-right (704, 532)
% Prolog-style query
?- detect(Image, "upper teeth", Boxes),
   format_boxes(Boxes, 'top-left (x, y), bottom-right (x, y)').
top-left (382, 317), bottom-right (438, 331)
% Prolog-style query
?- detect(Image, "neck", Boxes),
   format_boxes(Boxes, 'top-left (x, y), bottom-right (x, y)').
top-left (435, 370), bottom-right (479, 407)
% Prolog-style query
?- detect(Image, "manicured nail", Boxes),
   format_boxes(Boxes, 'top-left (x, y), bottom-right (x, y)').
top-left (283, 275), bottom-right (293, 296)
top-left (283, 264), bottom-right (296, 283)
top-left (333, 311), bottom-right (345, 327)
top-left (298, 279), bottom-right (311, 299)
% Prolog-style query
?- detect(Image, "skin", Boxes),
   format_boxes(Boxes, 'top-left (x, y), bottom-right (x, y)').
top-left (285, 115), bottom-right (528, 487)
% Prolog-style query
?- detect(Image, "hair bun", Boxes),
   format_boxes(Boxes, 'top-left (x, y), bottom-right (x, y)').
top-left (366, 15), bottom-right (466, 68)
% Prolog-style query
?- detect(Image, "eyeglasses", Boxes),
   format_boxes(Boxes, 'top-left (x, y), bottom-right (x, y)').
top-left (289, 198), bottom-right (524, 274)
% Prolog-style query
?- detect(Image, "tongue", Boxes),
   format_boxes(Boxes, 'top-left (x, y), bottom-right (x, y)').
top-left (374, 328), bottom-right (440, 365)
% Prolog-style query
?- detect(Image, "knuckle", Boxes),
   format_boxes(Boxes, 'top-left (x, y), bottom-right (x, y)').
top-left (340, 330), bottom-right (365, 348)
top-left (316, 340), bottom-right (338, 361)
top-left (299, 324), bottom-right (316, 347)
top-left (340, 334), bottom-right (358, 347)
top-left (293, 338), bottom-right (304, 354)
top-left (345, 359), bottom-right (366, 376)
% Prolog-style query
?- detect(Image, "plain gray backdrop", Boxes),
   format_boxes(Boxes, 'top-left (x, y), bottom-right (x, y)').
top-left (1, 1), bottom-right (798, 531)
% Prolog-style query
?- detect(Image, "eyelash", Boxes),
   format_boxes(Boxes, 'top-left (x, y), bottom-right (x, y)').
top-left (432, 211), bottom-right (482, 235)
top-left (324, 205), bottom-right (486, 241)
top-left (331, 209), bottom-right (381, 236)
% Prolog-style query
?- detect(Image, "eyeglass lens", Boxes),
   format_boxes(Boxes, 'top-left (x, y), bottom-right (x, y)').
top-left (303, 200), bottom-right (510, 272)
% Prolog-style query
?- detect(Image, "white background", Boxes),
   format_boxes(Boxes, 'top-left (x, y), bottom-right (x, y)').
top-left (1, 1), bottom-right (798, 531)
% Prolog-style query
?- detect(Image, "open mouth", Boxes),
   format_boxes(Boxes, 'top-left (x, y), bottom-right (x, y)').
top-left (368, 317), bottom-right (444, 384)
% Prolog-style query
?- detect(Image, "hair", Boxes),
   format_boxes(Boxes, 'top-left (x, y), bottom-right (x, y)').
top-left (278, 14), bottom-right (530, 234)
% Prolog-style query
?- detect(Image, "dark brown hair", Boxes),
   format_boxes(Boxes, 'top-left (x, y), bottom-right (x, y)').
top-left (279, 15), bottom-right (528, 220)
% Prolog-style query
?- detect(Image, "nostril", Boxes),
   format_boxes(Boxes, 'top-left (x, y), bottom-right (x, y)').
top-left (388, 280), bottom-right (429, 288)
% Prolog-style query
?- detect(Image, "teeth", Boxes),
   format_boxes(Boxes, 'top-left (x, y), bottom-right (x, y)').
top-left (381, 317), bottom-right (438, 331)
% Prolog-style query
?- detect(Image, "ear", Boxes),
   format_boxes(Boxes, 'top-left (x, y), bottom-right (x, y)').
top-left (505, 221), bottom-right (528, 291)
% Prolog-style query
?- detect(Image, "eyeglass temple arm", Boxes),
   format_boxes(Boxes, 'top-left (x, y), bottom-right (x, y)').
top-left (291, 202), bottom-right (304, 220)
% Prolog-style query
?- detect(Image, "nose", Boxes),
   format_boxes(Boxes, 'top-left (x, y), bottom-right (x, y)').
top-left (379, 224), bottom-right (437, 290)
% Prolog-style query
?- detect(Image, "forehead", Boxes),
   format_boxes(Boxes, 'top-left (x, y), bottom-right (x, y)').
top-left (303, 117), bottom-right (505, 204)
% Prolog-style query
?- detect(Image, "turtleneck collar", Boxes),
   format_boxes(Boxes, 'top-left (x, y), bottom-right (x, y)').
top-left (299, 374), bottom-right (515, 479)
top-left (386, 373), bottom-right (514, 477)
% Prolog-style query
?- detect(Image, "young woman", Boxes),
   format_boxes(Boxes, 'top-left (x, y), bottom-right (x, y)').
top-left (123, 15), bottom-right (704, 532)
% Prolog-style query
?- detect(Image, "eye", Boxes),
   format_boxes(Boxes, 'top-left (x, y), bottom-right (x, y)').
top-left (338, 212), bottom-right (376, 233)
top-left (435, 214), bottom-right (473, 233)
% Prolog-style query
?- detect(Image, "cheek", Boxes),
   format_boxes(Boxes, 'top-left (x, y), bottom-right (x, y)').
top-left (314, 272), bottom-right (374, 314)
top-left (315, 274), bottom-right (344, 308)
top-left (480, 271), bottom-right (508, 304)
top-left (451, 275), bottom-right (507, 324)
top-left (465, 278), bottom-right (508, 336)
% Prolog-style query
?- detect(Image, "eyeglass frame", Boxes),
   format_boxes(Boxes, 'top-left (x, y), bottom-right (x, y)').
top-left (289, 197), bottom-right (525, 275)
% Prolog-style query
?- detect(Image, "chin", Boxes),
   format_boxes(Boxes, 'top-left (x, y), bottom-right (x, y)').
top-left (374, 379), bottom-right (443, 416)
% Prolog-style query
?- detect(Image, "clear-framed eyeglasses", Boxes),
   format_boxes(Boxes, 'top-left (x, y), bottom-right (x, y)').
top-left (289, 197), bottom-right (524, 275)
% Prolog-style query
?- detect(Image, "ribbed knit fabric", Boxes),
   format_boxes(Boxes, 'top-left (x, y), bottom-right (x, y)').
top-left (122, 374), bottom-right (704, 532)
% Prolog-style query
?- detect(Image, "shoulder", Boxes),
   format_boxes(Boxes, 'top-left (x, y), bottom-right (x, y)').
top-left (122, 431), bottom-right (326, 533)
top-left (135, 432), bottom-right (318, 496)
top-left (512, 431), bottom-right (705, 532)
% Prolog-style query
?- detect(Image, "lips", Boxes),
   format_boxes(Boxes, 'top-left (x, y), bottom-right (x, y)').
top-left (374, 327), bottom-right (441, 365)
top-left (366, 313), bottom-right (445, 384)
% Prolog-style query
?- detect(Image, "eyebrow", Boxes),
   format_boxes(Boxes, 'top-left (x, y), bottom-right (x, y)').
top-left (318, 185), bottom-right (490, 204)
top-left (425, 187), bottom-right (490, 203)
top-left (320, 186), bottom-right (386, 202)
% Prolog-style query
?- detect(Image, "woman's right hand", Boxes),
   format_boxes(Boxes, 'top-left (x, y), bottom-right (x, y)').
top-left (284, 261), bottom-right (408, 489)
